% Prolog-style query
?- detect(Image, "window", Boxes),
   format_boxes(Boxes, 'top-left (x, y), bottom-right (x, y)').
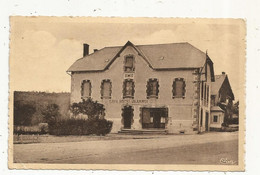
top-left (213, 115), bottom-right (218, 122)
top-left (201, 82), bottom-right (204, 99)
top-left (124, 55), bottom-right (134, 72)
top-left (146, 79), bottom-right (159, 98)
top-left (172, 78), bottom-right (186, 98)
top-left (81, 80), bottom-right (91, 98)
top-left (101, 80), bottom-right (112, 99)
top-left (206, 85), bottom-right (209, 104)
top-left (123, 79), bottom-right (134, 98)
top-left (204, 84), bottom-right (207, 101)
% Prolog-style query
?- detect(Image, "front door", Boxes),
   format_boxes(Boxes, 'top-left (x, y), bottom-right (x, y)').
top-left (123, 106), bottom-right (133, 129)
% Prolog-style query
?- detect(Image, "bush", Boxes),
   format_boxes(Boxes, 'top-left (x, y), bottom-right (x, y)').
top-left (70, 98), bottom-right (105, 119)
top-left (14, 101), bottom-right (36, 126)
top-left (14, 123), bottom-right (48, 135)
top-left (42, 103), bottom-right (60, 126)
top-left (48, 118), bottom-right (113, 136)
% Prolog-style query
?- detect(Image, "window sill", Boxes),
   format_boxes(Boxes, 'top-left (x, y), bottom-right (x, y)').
top-left (123, 96), bottom-right (134, 99)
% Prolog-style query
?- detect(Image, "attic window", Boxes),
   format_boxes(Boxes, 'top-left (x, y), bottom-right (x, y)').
top-left (124, 55), bottom-right (135, 72)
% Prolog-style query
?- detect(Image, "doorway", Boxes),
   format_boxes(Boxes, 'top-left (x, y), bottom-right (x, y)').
top-left (122, 106), bottom-right (133, 129)
top-left (142, 108), bottom-right (168, 129)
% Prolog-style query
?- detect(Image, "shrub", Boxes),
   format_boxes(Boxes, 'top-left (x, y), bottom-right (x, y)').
top-left (48, 118), bottom-right (113, 136)
top-left (41, 103), bottom-right (61, 127)
top-left (14, 101), bottom-right (36, 126)
top-left (70, 98), bottom-right (105, 119)
top-left (14, 123), bottom-right (48, 135)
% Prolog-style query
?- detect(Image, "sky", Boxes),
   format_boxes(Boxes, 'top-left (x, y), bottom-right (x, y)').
top-left (10, 17), bottom-right (245, 101)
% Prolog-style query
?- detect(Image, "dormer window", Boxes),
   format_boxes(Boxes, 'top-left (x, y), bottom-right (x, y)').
top-left (124, 55), bottom-right (134, 72)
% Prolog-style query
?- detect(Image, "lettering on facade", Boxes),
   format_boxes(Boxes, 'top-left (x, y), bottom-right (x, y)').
top-left (124, 73), bottom-right (134, 79)
top-left (109, 99), bottom-right (148, 104)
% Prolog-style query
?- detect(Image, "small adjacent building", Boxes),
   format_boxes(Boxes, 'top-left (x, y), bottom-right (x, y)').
top-left (210, 72), bottom-right (234, 130)
top-left (67, 41), bottom-right (216, 134)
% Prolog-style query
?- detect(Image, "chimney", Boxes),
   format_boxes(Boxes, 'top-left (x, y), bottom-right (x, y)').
top-left (94, 49), bottom-right (98, 52)
top-left (222, 72), bottom-right (225, 75)
top-left (83, 44), bottom-right (89, 57)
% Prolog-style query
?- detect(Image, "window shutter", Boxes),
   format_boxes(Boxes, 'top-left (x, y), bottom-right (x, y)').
top-left (182, 79), bottom-right (186, 98)
top-left (172, 80), bottom-right (176, 98)
top-left (156, 80), bottom-right (159, 97)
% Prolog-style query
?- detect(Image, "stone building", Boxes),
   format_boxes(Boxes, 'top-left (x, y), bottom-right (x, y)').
top-left (210, 72), bottom-right (234, 130)
top-left (67, 41), bottom-right (215, 134)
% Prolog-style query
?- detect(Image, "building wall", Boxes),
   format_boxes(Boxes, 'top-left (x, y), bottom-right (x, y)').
top-left (70, 46), bottom-right (204, 134)
top-left (197, 62), bottom-right (212, 132)
top-left (210, 111), bottom-right (224, 129)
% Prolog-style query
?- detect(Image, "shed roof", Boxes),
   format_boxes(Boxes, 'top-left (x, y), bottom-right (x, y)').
top-left (67, 41), bottom-right (208, 72)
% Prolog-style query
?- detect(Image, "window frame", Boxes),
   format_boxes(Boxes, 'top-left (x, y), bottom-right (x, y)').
top-left (123, 79), bottom-right (135, 99)
top-left (146, 78), bottom-right (159, 99)
top-left (124, 55), bottom-right (135, 72)
top-left (172, 78), bottom-right (186, 99)
top-left (100, 79), bottom-right (112, 99)
top-left (81, 80), bottom-right (91, 99)
top-left (213, 115), bottom-right (218, 123)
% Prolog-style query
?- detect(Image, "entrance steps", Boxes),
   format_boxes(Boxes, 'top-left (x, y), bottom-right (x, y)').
top-left (118, 129), bottom-right (167, 135)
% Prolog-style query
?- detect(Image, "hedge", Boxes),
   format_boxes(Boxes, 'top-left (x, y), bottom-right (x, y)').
top-left (48, 118), bottom-right (113, 136)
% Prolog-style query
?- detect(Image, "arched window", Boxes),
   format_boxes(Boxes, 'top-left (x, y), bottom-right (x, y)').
top-left (146, 78), bottom-right (159, 99)
top-left (101, 79), bottom-right (112, 99)
top-left (172, 78), bottom-right (186, 98)
top-left (81, 80), bottom-right (91, 98)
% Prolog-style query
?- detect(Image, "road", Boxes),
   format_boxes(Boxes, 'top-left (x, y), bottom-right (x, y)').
top-left (13, 132), bottom-right (238, 165)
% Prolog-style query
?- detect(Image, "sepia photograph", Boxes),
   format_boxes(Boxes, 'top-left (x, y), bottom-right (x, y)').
top-left (9, 17), bottom-right (245, 171)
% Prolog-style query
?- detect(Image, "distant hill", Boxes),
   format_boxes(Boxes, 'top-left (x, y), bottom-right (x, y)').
top-left (13, 91), bottom-right (71, 125)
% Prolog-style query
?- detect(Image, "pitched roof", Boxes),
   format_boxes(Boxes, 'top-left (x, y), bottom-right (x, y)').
top-left (211, 74), bottom-right (226, 95)
top-left (211, 106), bottom-right (224, 112)
top-left (67, 41), bottom-right (207, 72)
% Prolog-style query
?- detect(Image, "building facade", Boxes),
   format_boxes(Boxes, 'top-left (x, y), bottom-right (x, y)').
top-left (210, 72), bottom-right (235, 130)
top-left (67, 41), bottom-right (216, 134)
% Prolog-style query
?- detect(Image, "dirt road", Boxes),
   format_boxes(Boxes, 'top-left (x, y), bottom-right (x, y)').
top-left (13, 132), bottom-right (238, 164)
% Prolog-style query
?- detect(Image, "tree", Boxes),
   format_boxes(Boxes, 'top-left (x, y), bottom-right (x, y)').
top-left (232, 101), bottom-right (239, 115)
top-left (14, 101), bottom-right (36, 126)
top-left (70, 98), bottom-right (105, 119)
top-left (41, 103), bottom-right (60, 126)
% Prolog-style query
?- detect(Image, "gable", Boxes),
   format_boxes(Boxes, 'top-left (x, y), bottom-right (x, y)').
top-left (211, 74), bottom-right (234, 100)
